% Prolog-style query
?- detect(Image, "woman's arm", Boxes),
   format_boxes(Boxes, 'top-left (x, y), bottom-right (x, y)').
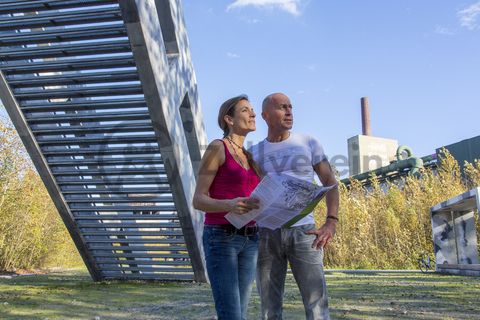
top-left (193, 140), bottom-right (259, 214)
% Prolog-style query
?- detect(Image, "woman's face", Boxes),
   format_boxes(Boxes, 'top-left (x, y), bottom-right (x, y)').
top-left (226, 99), bottom-right (256, 134)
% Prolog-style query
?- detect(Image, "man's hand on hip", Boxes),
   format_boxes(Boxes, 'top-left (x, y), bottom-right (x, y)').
top-left (305, 220), bottom-right (337, 250)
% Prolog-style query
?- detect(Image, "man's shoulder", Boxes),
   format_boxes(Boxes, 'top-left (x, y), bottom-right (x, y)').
top-left (248, 140), bottom-right (265, 154)
top-left (290, 132), bottom-right (311, 139)
top-left (290, 132), bottom-right (321, 146)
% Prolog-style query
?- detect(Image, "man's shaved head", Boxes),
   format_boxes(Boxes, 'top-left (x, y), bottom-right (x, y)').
top-left (262, 93), bottom-right (288, 112)
top-left (260, 92), bottom-right (293, 135)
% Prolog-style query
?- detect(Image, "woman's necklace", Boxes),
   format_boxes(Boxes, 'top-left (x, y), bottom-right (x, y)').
top-left (226, 136), bottom-right (248, 169)
top-left (227, 136), bottom-right (243, 150)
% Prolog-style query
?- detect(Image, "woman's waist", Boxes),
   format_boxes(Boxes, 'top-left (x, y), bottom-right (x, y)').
top-left (204, 223), bottom-right (258, 236)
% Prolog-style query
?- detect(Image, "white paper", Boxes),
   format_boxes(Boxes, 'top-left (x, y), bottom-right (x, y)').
top-left (225, 173), bottom-right (336, 229)
top-left (223, 174), bottom-right (281, 229)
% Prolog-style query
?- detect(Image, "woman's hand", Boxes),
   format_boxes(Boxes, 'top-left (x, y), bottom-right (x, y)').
top-left (228, 197), bottom-right (260, 214)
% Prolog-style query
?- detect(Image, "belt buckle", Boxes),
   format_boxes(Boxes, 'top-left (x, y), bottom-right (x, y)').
top-left (226, 225), bottom-right (236, 236)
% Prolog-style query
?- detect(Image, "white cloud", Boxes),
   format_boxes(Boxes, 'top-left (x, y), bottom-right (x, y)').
top-left (227, 0), bottom-right (303, 16)
top-left (434, 25), bottom-right (454, 36)
top-left (227, 52), bottom-right (241, 58)
top-left (458, 2), bottom-right (480, 30)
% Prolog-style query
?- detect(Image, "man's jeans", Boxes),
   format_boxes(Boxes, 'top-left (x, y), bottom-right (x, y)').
top-left (203, 225), bottom-right (259, 320)
top-left (257, 224), bottom-right (330, 320)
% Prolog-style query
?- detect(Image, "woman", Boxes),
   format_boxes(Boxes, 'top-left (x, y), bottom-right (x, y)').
top-left (193, 95), bottom-right (261, 320)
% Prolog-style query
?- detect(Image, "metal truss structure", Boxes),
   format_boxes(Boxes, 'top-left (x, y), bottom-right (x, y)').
top-left (0, 0), bottom-right (208, 282)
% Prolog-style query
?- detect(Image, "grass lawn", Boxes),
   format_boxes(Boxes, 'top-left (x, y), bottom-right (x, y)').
top-left (0, 270), bottom-right (479, 319)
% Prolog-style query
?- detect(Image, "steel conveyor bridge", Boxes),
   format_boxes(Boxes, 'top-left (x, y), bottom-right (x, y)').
top-left (0, 0), bottom-right (208, 282)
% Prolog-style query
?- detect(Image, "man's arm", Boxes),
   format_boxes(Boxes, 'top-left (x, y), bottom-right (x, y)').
top-left (306, 160), bottom-right (340, 250)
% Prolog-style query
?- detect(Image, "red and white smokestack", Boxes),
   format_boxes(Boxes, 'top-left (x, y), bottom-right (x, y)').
top-left (361, 97), bottom-right (371, 136)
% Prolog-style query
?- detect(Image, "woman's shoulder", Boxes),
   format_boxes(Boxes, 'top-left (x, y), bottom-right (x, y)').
top-left (205, 139), bottom-right (226, 160)
top-left (208, 139), bottom-right (225, 150)
top-left (198, 139), bottom-right (226, 171)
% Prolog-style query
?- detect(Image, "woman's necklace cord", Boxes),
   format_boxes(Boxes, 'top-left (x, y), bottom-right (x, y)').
top-left (226, 136), bottom-right (248, 170)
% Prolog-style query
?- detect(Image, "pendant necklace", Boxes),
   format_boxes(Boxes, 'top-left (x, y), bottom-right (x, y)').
top-left (226, 136), bottom-right (248, 170)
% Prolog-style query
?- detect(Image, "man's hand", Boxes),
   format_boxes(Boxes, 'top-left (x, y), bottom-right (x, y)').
top-left (228, 197), bottom-right (260, 214)
top-left (305, 220), bottom-right (337, 250)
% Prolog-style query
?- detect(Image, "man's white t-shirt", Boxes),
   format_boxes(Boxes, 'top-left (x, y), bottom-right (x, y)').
top-left (249, 132), bottom-right (328, 227)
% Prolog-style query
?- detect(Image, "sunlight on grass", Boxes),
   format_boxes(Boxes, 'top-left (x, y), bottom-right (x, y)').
top-left (1, 270), bottom-right (479, 319)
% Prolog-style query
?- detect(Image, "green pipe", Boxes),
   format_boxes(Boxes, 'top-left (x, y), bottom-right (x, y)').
top-left (342, 145), bottom-right (424, 185)
top-left (397, 145), bottom-right (413, 161)
top-left (421, 154), bottom-right (437, 163)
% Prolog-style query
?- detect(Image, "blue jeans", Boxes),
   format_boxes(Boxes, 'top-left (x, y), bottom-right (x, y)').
top-left (257, 224), bottom-right (330, 320)
top-left (203, 225), bottom-right (259, 320)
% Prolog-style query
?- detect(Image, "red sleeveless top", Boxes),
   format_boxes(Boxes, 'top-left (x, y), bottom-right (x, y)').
top-left (204, 139), bottom-right (260, 225)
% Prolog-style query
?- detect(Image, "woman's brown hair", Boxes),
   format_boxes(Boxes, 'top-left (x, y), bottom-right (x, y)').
top-left (218, 94), bottom-right (249, 138)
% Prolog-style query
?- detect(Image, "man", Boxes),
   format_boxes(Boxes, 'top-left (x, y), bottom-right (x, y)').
top-left (250, 93), bottom-right (339, 320)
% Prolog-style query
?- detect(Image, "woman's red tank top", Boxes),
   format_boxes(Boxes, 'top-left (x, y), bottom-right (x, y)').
top-left (204, 139), bottom-right (260, 225)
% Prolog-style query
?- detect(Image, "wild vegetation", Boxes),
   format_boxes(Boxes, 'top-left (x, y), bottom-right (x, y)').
top-left (0, 118), bottom-right (82, 271)
top-left (318, 149), bottom-right (480, 269)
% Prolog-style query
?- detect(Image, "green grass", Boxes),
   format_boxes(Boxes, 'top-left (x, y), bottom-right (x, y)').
top-left (0, 270), bottom-right (479, 319)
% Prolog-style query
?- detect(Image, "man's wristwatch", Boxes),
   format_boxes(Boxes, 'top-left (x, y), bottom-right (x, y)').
top-left (326, 215), bottom-right (339, 222)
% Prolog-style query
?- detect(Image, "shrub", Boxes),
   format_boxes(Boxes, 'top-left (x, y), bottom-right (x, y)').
top-left (0, 119), bottom-right (82, 271)
top-left (317, 149), bottom-right (476, 269)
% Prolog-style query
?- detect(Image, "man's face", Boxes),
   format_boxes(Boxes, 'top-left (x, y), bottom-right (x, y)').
top-left (262, 94), bottom-right (293, 131)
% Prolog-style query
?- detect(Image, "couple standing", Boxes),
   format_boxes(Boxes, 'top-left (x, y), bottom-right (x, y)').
top-left (193, 93), bottom-right (339, 320)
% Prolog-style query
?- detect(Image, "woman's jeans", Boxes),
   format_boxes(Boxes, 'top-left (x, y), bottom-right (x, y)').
top-left (203, 225), bottom-right (259, 320)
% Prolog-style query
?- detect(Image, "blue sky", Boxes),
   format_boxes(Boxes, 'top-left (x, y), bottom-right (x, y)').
top-left (0, 1), bottom-right (478, 178)
top-left (184, 0), bottom-right (480, 176)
